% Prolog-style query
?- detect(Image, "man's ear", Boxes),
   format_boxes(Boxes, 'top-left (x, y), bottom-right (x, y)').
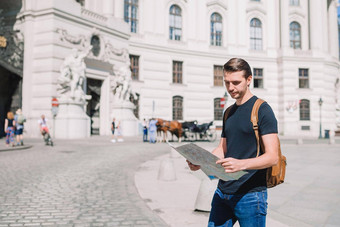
top-left (247, 75), bottom-right (252, 87)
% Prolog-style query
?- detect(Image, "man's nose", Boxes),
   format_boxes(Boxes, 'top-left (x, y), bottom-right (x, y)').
top-left (228, 84), bottom-right (234, 91)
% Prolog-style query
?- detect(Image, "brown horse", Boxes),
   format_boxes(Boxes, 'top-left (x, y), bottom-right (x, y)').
top-left (156, 118), bottom-right (183, 142)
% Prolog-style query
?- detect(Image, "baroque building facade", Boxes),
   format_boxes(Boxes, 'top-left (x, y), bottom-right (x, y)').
top-left (0, 0), bottom-right (339, 138)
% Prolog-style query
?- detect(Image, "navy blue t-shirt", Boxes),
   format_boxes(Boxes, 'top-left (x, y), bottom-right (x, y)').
top-left (218, 96), bottom-right (278, 194)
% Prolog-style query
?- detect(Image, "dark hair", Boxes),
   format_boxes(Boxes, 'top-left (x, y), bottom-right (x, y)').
top-left (223, 58), bottom-right (252, 79)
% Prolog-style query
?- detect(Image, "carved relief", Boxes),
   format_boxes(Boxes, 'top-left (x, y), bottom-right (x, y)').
top-left (56, 28), bottom-right (87, 47)
top-left (103, 42), bottom-right (129, 62)
top-left (56, 28), bottom-right (128, 63)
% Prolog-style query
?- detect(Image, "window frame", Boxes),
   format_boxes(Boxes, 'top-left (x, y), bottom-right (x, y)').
top-left (299, 99), bottom-right (310, 121)
top-left (210, 13), bottom-right (223, 46)
top-left (250, 18), bottom-right (263, 50)
top-left (124, 0), bottom-right (138, 33)
top-left (172, 61), bottom-right (183, 84)
top-left (214, 98), bottom-right (223, 120)
top-left (289, 0), bottom-right (300, 6)
top-left (253, 68), bottom-right (264, 88)
top-left (213, 65), bottom-right (224, 87)
top-left (290, 21), bottom-right (301, 49)
top-left (129, 55), bottom-right (140, 81)
top-left (169, 5), bottom-right (182, 41)
top-left (172, 96), bottom-right (183, 120)
top-left (299, 68), bottom-right (309, 89)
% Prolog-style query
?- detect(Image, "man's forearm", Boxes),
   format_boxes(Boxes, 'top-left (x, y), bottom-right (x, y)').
top-left (212, 138), bottom-right (227, 159)
top-left (242, 152), bottom-right (278, 170)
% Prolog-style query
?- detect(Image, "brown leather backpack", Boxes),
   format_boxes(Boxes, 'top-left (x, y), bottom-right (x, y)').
top-left (223, 98), bottom-right (287, 188)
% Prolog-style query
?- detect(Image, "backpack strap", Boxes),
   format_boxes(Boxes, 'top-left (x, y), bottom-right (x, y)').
top-left (251, 98), bottom-right (265, 157)
top-left (223, 105), bottom-right (234, 122)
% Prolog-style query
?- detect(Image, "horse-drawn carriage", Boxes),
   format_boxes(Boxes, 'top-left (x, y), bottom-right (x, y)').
top-left (182, 121), bottom-right (217, 142)
top-left (155, 119), bottom-right (217, 142)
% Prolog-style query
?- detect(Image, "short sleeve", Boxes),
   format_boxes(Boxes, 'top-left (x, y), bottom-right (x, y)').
top-left (258, 103), bottom-right (278, 135)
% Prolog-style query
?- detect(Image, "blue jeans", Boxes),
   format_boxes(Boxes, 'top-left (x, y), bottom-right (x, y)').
top-left (208, 188), bottom-right (267, 227)
top-left (143, 128), bottom-right (148, 142)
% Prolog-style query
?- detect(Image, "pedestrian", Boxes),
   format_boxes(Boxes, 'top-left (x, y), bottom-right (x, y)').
top-left (14, 109), bottom-right (26, 146)
top-left (111, 118), bottom-right (116, 143)
top-left (4, 112), bottom-right (15, 147)
top-left (187, 58), bottom-right (279, 227)
top-left (142, 118), bottom-right (148, 142)
top-left (38, 114), bottom-right (53, 145)
top-left (148, 118), bottom-right (157, 143)
top-left (116, 120), bottom-right (124, 142)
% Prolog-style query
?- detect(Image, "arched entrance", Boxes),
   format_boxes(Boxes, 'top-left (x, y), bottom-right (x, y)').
top-left (0, 66), bottom-right (22, 138)
top-left (0, 0), bottom-right (24, 138)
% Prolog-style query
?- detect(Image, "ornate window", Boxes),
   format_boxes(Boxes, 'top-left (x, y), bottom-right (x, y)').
top-left (173, 96), bottom-right (183, 120)
top-left (290, 22), bottom-right (301, 49)
top-left (214, 65), bottom-right (224, 86)
top-left (129, 55), bottom-right (139, 80)
top-left (290, 0), bottom-right (299, 6)
top-left (172, 61), bottom-right (183, 84)
top-left (169, 5), bottom-right (182, 41)
top-left (299, 68), bottom-right (309, 88)
top-left (211, 13), bottom-right (223, 46)
top-left (299, 99), bottom-right (310, 121)
top-left (130, 93), bottom-right (140, 119)
top-left (124, 0), bottom-right (138, 33)
top-left (250, 18), bottom-right (262, 50)
top-left (90, 35), bottom-right (100, 57)
top-left (214, 98), bottom-right (223, 120)
top-left (253, 68), bottom-right (263, 88)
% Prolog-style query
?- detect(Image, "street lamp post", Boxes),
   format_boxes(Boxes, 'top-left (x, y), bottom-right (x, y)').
top-left (318, 97), bottom-right (323, 139)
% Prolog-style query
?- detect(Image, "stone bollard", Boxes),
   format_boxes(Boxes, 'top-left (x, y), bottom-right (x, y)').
top-left (194, 177), bottom-right (218, 212)
top-left (297, 138), bottom-right (303, 145)
top-left (157, 158), bottom-right (176, 181)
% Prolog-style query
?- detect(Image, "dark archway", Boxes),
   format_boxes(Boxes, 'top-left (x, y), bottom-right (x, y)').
top-left (0, 66), bottom-right (21, 138)
top-left (86, 78), bottom-right (103, 135)
top-left (0, 0), bottom-right (23, 138)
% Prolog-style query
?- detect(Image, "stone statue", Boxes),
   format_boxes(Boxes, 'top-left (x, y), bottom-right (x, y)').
top-left (58, 45), bottom-right (92, 102)
top-left (112, 64), bottom-right (137, 103)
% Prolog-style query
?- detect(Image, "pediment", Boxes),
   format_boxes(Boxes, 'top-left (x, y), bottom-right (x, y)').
top-left (246, 5), bottom-right (266, 15)
top-left (206, 0), bottom-right (228, 10)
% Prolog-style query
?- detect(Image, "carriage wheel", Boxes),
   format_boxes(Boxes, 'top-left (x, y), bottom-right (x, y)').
top-left (206, 129), bottom-right (217, 142)
top-left (188, 132), bottom-right (196, 142)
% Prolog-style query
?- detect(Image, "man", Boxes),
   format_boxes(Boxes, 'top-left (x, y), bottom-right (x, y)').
top-left (187, 58), bottom-right (279, 227)
top-left (111, 118), bottom-right (116, 143)
top-left (14, 109), bottom-right (25, 146)
top-left (142, 118), bottom-right (148, 142)
top-left (148, 118), bottom-right (158, 143)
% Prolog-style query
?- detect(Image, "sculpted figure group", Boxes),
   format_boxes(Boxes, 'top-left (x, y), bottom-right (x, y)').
top-left (112, 64), bottom-right (137, 103)
top-left (58, 45), bottom-right (92, 102)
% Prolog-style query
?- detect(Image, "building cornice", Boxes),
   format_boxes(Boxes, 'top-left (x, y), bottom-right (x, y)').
top-left (18, 8), bottom-right (130, 40)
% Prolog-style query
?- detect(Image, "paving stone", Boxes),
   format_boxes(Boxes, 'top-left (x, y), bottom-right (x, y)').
top-left (0, 137), bottom-right (169, 226)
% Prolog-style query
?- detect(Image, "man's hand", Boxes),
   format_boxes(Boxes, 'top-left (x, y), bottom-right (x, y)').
top-left (216, 158), bottom-right (246, 173)
top-left (186, 160), bottom-right (201, 171)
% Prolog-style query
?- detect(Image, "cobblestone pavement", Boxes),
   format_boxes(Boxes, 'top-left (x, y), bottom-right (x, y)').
top-left (0, 136), bottom-right (169, 227)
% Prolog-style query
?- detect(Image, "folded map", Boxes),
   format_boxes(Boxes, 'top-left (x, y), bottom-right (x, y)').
top-left (169, 143), bottom-right (247, 181)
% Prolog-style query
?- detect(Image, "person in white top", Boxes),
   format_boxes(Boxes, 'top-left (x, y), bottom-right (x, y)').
top-left (38, 115), bottom-right (49, 135)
